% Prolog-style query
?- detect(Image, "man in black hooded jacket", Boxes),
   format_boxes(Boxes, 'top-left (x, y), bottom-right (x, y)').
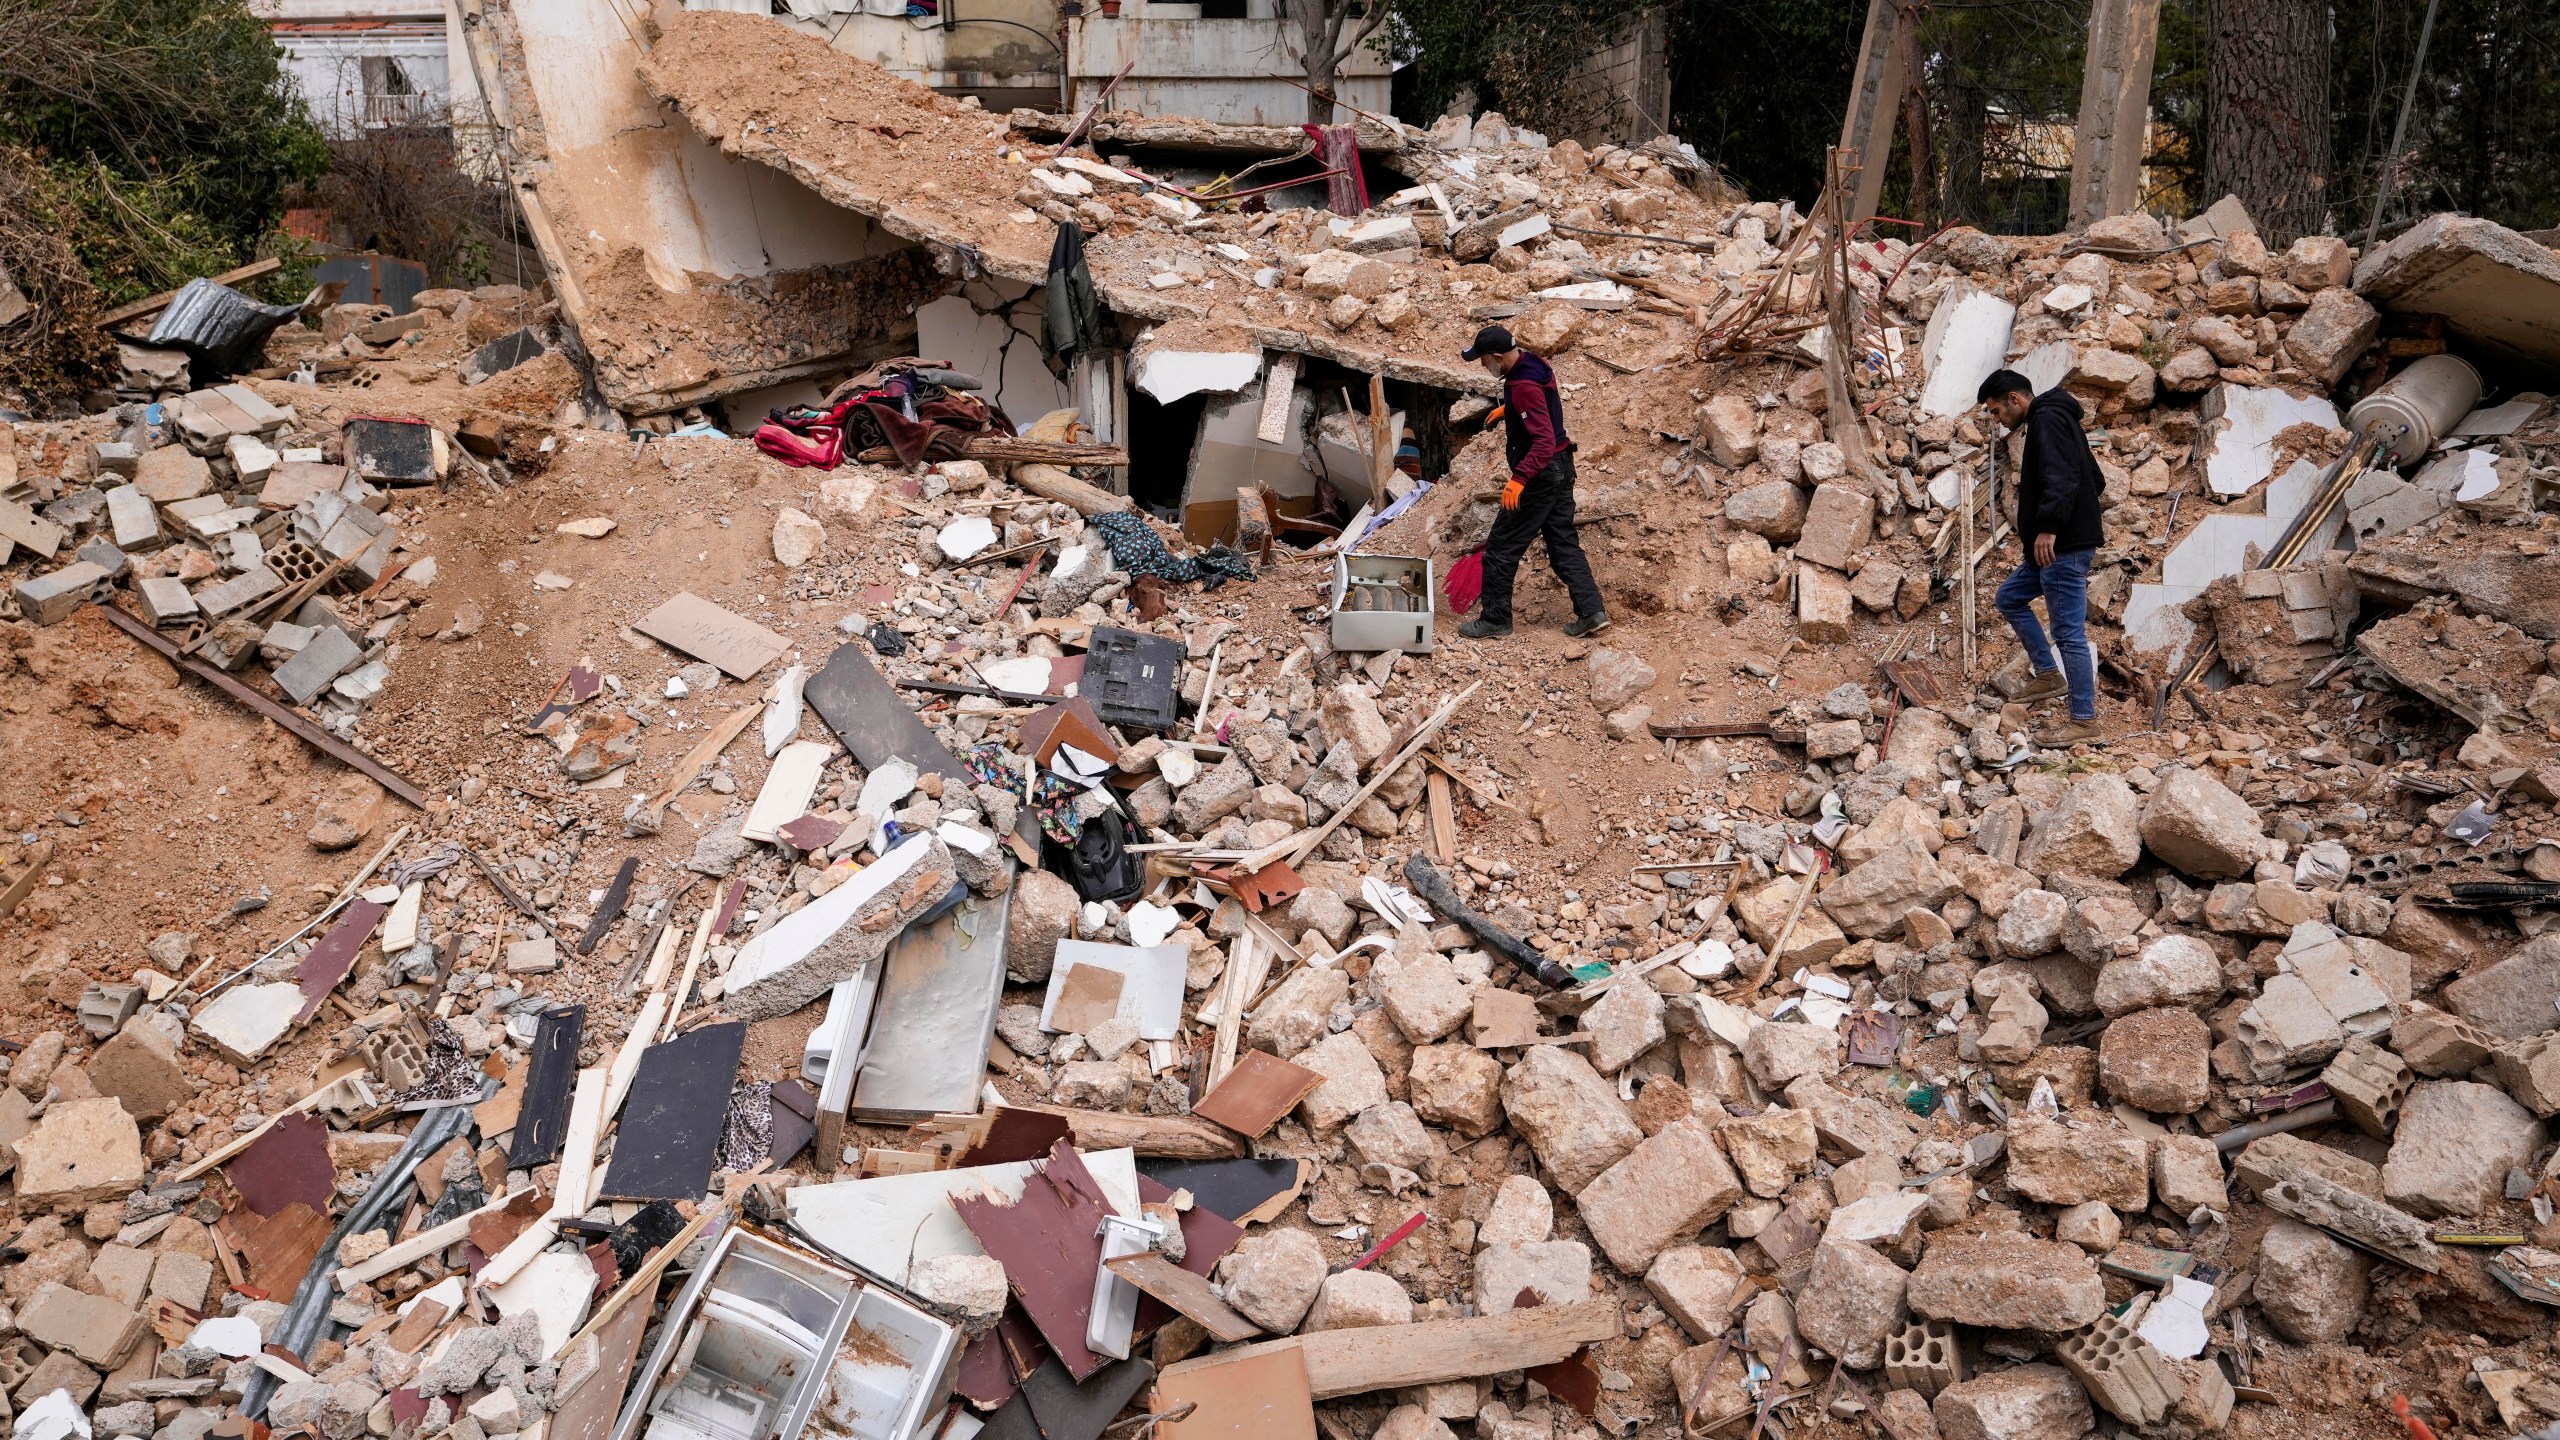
top-left (1979, 369), bottom-right (2104, 744)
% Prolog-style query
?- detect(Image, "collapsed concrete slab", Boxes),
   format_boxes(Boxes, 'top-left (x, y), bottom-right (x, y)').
top-left (2199, 385), bottom-right (2341, 497)
top-left (723, 834), bottom-right (958, 1020)
top-left (2355, 214), bottom-right (2560, 377)
top-left (1919, 282), bottom-right (2017, 418)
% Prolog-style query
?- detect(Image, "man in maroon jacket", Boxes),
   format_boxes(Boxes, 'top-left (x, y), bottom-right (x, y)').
top-left (1457, 325), bottom-right (1610, 640)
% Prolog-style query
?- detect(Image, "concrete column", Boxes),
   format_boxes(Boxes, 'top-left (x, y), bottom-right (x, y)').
top-left (2066, 0), bottom-right (2164, 228)
top-left (1836, 0), bottom-right (1911, 224)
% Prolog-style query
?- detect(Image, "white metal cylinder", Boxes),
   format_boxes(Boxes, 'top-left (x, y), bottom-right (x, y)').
top-left (2347, 353), bottom-right (2484, 466)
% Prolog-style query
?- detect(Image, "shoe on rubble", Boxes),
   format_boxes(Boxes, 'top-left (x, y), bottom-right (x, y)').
top-left (1458, 618), bottom-right (1512, 640)
top-left (2016, 669), bottom-right (2067, 703)
top-left (1563, 612), bottom-right (1612, 639)
top-left (2035, 717), bottom-right (2106, 747)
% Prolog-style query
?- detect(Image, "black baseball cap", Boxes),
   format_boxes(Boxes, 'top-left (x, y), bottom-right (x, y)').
top-left (1461, 324), bottom-right (1516, 360)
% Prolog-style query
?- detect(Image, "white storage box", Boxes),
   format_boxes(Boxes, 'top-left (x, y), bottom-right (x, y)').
top-left (1329, 551), bottom-right (1435, 654)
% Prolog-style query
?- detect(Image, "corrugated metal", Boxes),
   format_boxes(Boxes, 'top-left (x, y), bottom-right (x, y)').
top-left (142, 278), bottom-right (302, 381)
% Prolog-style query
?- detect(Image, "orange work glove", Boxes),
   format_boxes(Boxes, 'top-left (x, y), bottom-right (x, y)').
top-left (1500, 478), bottom-right (1525, 510)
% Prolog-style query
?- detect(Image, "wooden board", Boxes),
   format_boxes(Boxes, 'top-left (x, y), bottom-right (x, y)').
top-left (231, 1201), bottom-right (331, 1295)
top-left (1136, 1158), bottom-right (1307, 1227)
top-left (1189, 1051), bottom-right (1323, 1140)
top-left (803, 641), bottom-right (972, 784)
top-left (1015, 1105), bottom-right (1245, 1159)
top-left (576, 858), bottom-right (638, 955)
top-left (293, 898), bottom-right (388, 1025)
top-left (1106, 1253), bottom-right (1260, 1342)
top-left (227, 1113), bottom-right (334, 1219)
top-left (508, 1005), bottom-right (586, 1170)
top-left (1153, 1343), bottom-right (1315, 1440)
top-left (633, 592), bottom-right (789, 679)
top-left (1021, 1354), bottom-right (1155, 1440)
top-left (597, 1022), bottom-right (746, 1201)
top-left (543, 1273), bottom-right (654, 1440)
top-left (954, 1139), bottom-right (1118, 1381)
top-left (1156, 1300), bottom-right (1621, 1400)
top-left (740, 739), bottom-right (833, 843)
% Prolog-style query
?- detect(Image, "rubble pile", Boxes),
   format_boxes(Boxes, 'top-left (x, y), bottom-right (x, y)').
top-left (14, 14), bottom-right (2560, 1440)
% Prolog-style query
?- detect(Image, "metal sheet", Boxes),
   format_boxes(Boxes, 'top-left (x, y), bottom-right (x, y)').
top-left (852, 888), bottom-right (1012, 1124)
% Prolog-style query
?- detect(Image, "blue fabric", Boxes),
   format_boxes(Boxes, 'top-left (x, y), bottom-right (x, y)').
top-left (1997, 547), bottom-right (2097, 721)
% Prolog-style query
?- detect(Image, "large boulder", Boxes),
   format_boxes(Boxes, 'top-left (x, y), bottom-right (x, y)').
top-left (1907, 1233), bottom-right (2106, 1332)
top-left (2381, 1080), bottom-right (2544, 1218)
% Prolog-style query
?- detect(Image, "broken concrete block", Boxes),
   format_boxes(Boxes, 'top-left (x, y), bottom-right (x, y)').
top-left (2284, 287), bottom-right (2380, 385)
top-left (1795, 1239), bottom-right (1909, 1370)
top-left (1885, 1317), bottom-right (1965, 1398)
top-left (76, 983), bottom-right (143, 1040)
top-left (2381, 1079), bottom-right (2543, 1219)
top-left (21, 1283), bottom-right (147, 1368)
top-left (190, 981), bottom-right (302, 1066)
top-left (1646, 1244), bottom-right (1748, 1342)
top-left (2229, 973), bottom-right (2346, 1079)
top-left (271, 624), bottom-right (364, 704)
top-left (2442, 934), bottom-right (2560, 1040)
top-left (1574, 1117), bottom-right (1742, 1272)
top-left (1737, 877), bottom-right (1847, 965)
top-left (2259, 1166), bottom-right (2443, 1273)
top-left (2093, 934), bottom-right (2224, 1016)
top-left (2234, 1133), bottom-right (2383, 1200)
top-left (15, 560), bottom-right (112, 626)
top-left (2004, 1115), bottom-right (2148, 1211)
top-left (1823, 842), bottom-right (1958, 939)
top-left (2019, 774), bottom-right (2141, 878)
top-left (1931, 1364), bottom-right (2092, 1440)
top-left (1249, 965), bottom-right (1350, 1059)
top-left (87, 1021), bottom-right (194, 1125)
top-left (2097, 1007), bottom-right (2211, 1113)
top-left (1797, 563), bottom-right (1854, 642)
top-left (2253, 1217), bottom-right (2368, 1343)
top-left (2054, 1309), bottom-right (2180, 1427)
top-left (2054, 1200), bottom-right (2121, 1252)
top-left (1498, 1045), bottom-right (1641, 1193)
top-left (2137, 769), bottom-right (2264, 878)
top-left (1716, 1107), bottom-right (1818, 1198)
top-left (2151, 1134), bottom-right (2230, 1216)
top-left (1907, 1233), bottom-right (2105, 1332)
top-left (2391, 1005), bottom-right (2496, 1076)
top-left (1304, 1268), bottom-right (1413, 1331)
top-left (1474, 1238), bottom-right (1592, 1313)
top-left (1744, 1020), bottom-right (1843, 1089)
top-left (13, 1097), bottom-right (148, 1205)
top-left (1295, 1029), bottom-right (1389, 1132)
top-left (1408, 1043), bottom-right (1503, 1137)
top-left (1580, 978), bottom-right (1664, 1074)
top-left (2493, 1031), bottom-right (2560, 1117)
top-left (1221, 1227), bottom-right (1325, 1332)
top-left (2323, 1039), bottom-right (2413, 1135)
top-left (1723, 479), bottom-right (1803, 539)
top-left (724, 837), bottom-right (957, 1021)
top-left (1794, 484), bottom-right (1875, 572)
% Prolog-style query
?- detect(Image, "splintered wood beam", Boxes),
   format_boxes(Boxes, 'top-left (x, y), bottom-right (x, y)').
top-left (1157, 1300), bottom-right (1621, 1399)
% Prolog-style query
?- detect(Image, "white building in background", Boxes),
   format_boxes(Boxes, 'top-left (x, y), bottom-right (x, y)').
top-left (256, 0), bottom-right (486, 137)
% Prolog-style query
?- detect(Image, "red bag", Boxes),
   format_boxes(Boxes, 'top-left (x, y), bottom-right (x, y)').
top-left (753, 421), bottom-right (844, 469)
top-left (1442, 549), bottom-right (1484, 614)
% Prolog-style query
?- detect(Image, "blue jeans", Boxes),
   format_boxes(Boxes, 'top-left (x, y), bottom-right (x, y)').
top-left (1997, 547), bottom-right (2096, 721)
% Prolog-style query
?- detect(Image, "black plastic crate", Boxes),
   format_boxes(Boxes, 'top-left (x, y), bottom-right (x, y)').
top-left (1083, 626), bottom-right (1182, 732)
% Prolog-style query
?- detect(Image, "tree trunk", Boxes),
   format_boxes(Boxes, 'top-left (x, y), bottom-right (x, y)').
top-left (2203, 0), bottom-right (2331, 243)
top-left (1303, 7), bottom-right (1338, 123)
top-left (1936, 21), bottom-right (1988, 227)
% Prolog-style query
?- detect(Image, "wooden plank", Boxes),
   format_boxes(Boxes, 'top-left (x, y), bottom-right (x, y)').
top-left (632, 592), bottom-right (789, 679)
top-left (1190, 1051), bottom-right (1321, 1140)
top-left (599, 1021), bottom-right (746, 1200)
top-left (483, 1067), bottom-right (606, 1286)
top-left (336, 1189), bottom-right (525, 1290)
top-left (1154, 1344), bottom-right (1314, 1440)
top-left (543, 1270), bottom-right (654, 1440)
top-left (508, 1005), bottom-right (586, 1169)
top-left (96, 603), bottom-right (427, 807)
top-left (1425, 772), bottom-right (1456, 862)
top-left (1239, 681), bottom-right (1480, 873)
top-left (1205, 932), bottom-right (1263, 1091)
top-left (1016, 1104), bottom-right (1245, 1159)
top-left (1106, 1253), bottom-right (1260, 1342)
top-left (96, 257), bottom-right (282, 328)
top-left (576, 857), bottom-right (639, 955)
top-left (803, 641), bottom-right (973, 784)
top-left (636, 704), bottom-right (762, 828)
top-left (955, 1139), bottom-right (1118, 1381)
top-left (1157, 1300), bottom-right (1621, 1400)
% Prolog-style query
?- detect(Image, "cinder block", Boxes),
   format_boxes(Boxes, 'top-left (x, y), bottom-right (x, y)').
top-left (136, 576), bottom-right (198, 628)
top-left (1883, 1316), bottom-right (1963, 1397)
top-left (77, 983), bottom-right (143, 1040)
top-left (362, 1027), bottom-right (428, 1091)
top-left (14, 560), bottom-right (112, 626)
top-left (2494, 1032), bottom-right (2560, 1117)
top-left (2323, 1039), bottom-right (2412, 1136)
top-left (2055, 1309), bottom-right (2182, 1426)
top-left (2393, 1006), bottom-right (2495, 1077)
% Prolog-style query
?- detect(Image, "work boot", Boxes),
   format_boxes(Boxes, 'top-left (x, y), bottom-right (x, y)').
top-left (1458, 617), bottom-right (1512, 640)
top-left (2035, 717), bottom-right (2106, 747)
top-left (2015, 668), bottom-right (2067, 704)
top-left (1564, 612), bottom-right (1612, 639)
